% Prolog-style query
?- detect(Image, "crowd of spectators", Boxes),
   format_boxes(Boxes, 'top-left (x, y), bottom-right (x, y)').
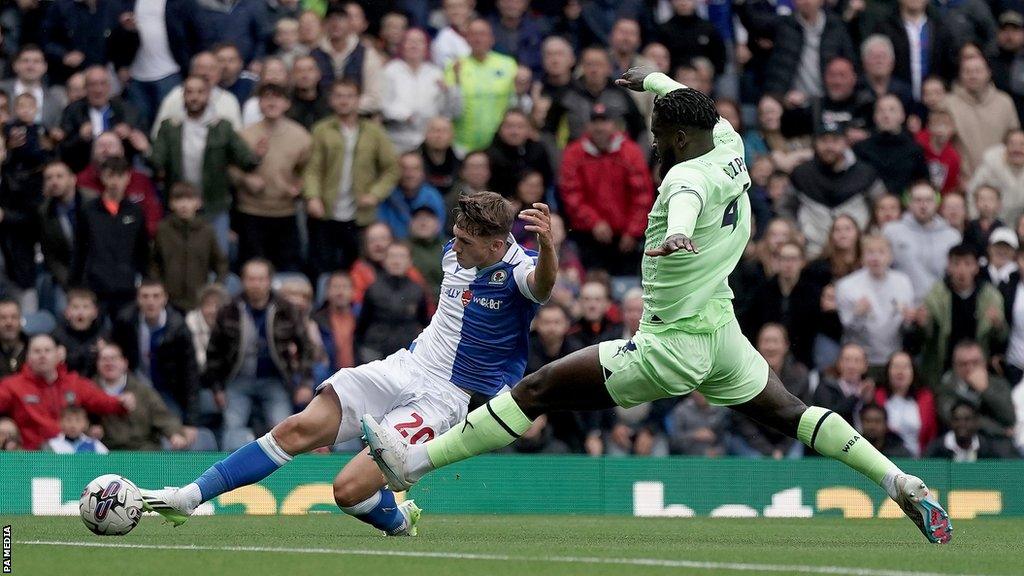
top-left (0, 0), bottom-right (1022, 462)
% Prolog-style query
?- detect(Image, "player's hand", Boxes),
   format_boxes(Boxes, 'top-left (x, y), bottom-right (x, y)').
top-left (592, 221), bottom-right (614, 244)
top-left (520, 202), bottom-right (553, 246)
top-left (615, 66), bottom-right (657, 93)
top-left (118, 392), bottom-right (136, 412)
top-left (645, 233), bottom-right (698, 257)
top-left (79, 121), bottom-right (93, 141)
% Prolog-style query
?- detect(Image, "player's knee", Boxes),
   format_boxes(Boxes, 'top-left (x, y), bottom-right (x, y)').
top-left (272, 414), bottom-right (314, 455)
top-left (511, 369), bottom-right (550, 416)
top-left (332, 476), bottom-right (363, 509)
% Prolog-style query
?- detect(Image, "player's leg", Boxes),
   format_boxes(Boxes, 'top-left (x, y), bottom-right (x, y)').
top-left (712, 321), bottom-right (951, 543)
top-left (331, 448), bottom-right (417, 535)
top-left (362, 345), bottom-right (618, 490)
top-left (140, 386), bottom-right (342, 525)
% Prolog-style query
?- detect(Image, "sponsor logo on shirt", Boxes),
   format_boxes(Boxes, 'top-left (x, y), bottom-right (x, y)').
top-left (472, 297), bottom-right (502, 310)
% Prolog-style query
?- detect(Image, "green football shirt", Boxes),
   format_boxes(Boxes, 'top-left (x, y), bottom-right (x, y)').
top-left (640, 74), bottom-right (752, 334)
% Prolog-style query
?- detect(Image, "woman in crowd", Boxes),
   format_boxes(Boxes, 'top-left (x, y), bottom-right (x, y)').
top-left (874, 351), bottom-right (938, 457)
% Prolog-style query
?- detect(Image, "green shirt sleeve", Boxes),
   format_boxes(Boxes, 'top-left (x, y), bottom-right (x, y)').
top-left (665, 188), bottom-right (703, 238)
top-left (643, 73), bottom-right (687, 97)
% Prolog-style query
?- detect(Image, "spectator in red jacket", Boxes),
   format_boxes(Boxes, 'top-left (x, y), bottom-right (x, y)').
top-left (874, 350), bottom-right (938, 457)
top-left (75, 131), bottom-right (163, 237)
top-left (0, 333), bottom-right (134, 450)
top-left (559, 103), bottom-right (653, 275)
top-left (914, 108), bottom-right (962, 196)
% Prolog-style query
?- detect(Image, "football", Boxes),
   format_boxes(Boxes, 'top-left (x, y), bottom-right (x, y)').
top-left (79, 474), bottom-right (144, 536)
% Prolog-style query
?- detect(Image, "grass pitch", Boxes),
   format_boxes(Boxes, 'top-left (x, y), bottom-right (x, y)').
top-left (2, 514), bottom-right (1022, 576)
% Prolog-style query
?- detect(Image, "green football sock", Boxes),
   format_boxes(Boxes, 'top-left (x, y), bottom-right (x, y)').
top-left (425, 392), bottom-right (532, 469)
top-left (797, 406), bottom-right (899, 486)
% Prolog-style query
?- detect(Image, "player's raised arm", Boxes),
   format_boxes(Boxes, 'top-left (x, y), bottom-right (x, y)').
top-left (520, 202), bottom-right (557, 301)
top-left (615, 67), bottom-right (686, 96)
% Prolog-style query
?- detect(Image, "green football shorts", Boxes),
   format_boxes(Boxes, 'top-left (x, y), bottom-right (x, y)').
top-left (599, 318), bottom-right (769, 408)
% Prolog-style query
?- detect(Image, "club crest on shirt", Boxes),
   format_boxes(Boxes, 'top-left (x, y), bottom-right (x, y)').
top-left (489, 269), bottom-right (508, 285)
top-left (461, 289), bottom-right (474, 307)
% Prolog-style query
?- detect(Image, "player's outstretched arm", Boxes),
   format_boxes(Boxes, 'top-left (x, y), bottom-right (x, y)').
top-left (615, 67), bottom-right (687, 96)
top-left (647, 188), bottom-right (703, 257)
top-left (521, 202), bottom-right (557, 301)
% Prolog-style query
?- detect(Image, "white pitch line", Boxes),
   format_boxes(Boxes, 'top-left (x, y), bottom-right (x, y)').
top-left (16, 540), bottom-right (982, 576)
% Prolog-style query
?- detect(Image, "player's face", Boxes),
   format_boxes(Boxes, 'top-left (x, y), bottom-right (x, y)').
top-left (451, 225), bottom-right (499, 269)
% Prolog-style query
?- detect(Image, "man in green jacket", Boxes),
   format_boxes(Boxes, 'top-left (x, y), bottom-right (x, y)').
top-left (908, 244), bottom-right (1008, 384)
top-left (303, 79), bottom-right (399, 275)
top-left (149, 75), bottom-right (260, 254)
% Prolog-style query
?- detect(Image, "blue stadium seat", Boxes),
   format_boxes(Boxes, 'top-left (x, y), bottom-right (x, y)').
top-left (22, 310), bottom-right (57, 336)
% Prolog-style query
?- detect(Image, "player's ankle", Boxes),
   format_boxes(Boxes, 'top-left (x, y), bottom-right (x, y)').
top-left (406, 444), bottom-right (433, 482)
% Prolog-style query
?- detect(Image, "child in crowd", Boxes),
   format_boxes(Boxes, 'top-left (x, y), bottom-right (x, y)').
top-left (915, 108), bottom-right (961, 196)
top-left (52, 288), bottom-right (106, 377)
top-left (964, 185), bottom-right (1006, 257)
top-left (44, 406), bottom-right (109, 454)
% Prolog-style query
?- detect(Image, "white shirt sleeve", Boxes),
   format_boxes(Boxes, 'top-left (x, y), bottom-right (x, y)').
top-left (512, 256), bottom-right (543, 304)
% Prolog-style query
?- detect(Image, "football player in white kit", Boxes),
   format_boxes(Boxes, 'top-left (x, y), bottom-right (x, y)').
top-left (138, 192), bottom-right (556, 535)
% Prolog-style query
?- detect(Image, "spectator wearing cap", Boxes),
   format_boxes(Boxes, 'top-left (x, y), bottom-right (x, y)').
top-left (310, 6), bottom-right (385, 115)
top-left (968, 130), bottom-right (1024, 222)
top-left (779, 124), bottom-right (885, 258)
top-left (871, 0), bottom-right (959, 101)
top-left (559, 102), bottom-right (652, 275)
top-left (935, 340), bottom-right (1016, 438)
top-left (984, 226), bottom-right (1020, 290)
top-left (381, 28), bottom-right (453, 153)
top-left (947, 55), bottom-right (1021, 178)
top-left (445, 18), bottom-right (517, 153)
top-left (76, 132), bottom-right (163, 238)
top-left (151, 183), bottom-right (227, 312)
top-left (925, 400), bottom-right (1021, 459)
top-left (287, 55), bottom-right (330, 131)
top-left (378, 152), bottom-right (446, 241)
top-left (150, 75), bottom-right (260, 254)
top-left (908, 245), bottom-right (1007, 382)
top-left (853, 94), bottom-right (929, 196)
top-left (992, 10), bottom-right (1024, 121)
top-left (884, 181), bottom-right (962, 303)
top-left (763, 0), bottom-right (855, 104)
top-left (70, 157), bottom-right (150, 318)
top-left (58, 65), bottom-right (146, 173)
top-left (304, 79), bottom-right (399, 275)
top-left (234, 83), bottom-right (311, 272)
top-left (780, 56), bottom-right (874, 140)
top-left (0, 46), bottom-right (67, 129)
top-left (485, 109), bottom-right (553, 198)
top-left (194, 0), bottom-right (269, 66)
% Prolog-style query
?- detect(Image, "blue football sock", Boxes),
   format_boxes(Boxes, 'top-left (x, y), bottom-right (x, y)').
top-left (193, 433), bottom-right (293, 503)
top-left (339, 489), bottom-right (405, 534)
